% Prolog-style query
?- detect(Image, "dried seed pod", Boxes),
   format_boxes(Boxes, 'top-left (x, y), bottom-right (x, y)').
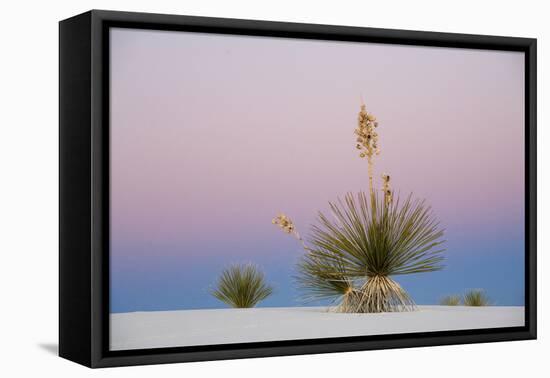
top-left (381, 173), bottom-right (393, 205)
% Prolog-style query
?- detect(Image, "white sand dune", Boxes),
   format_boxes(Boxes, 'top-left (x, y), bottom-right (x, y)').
top-left (110, 305), bottom-right (524, 351)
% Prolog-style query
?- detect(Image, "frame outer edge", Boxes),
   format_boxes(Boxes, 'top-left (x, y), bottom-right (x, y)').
top-left (59, 11), bottom-right (94, 367)
top-left (72, 9), bottom-right (537, 368)
top-left (528, 38), bottom-right (537, 339)
top-left (90, 9), bottom-right (107, 368)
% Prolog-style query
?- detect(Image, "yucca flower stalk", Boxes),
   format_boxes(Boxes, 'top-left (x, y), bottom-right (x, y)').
top-left (355, 104), bottom-right (379, 201)
top-left (211, 264), bottom-right (273, 308)
top-left (272, 213), bottom-right (308, 250)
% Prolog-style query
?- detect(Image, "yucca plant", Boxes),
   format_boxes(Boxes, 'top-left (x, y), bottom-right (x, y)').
top-left (297, 192), bottom-right (445, 313)
top-left (297, 251), bottom-right (364, 310)
top-left (440, 295), bottom-right (461, 306)
top-left (211, 264), bottom-right (273, 308)
top-left (463, 289), bottom-right (490, 306)
top-left (272, 103), bottom-right (446, 313)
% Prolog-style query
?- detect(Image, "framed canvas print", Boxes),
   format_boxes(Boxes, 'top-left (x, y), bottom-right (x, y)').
top-left (59, 10), bottom-right (537, 368)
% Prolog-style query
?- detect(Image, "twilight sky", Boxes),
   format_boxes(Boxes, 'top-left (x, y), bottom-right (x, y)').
top-left (110, 28), bottom-right (525, 313)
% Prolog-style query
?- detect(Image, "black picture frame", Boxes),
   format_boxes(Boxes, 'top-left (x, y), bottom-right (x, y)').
top-left (59, 9), bottom-right (537, 368)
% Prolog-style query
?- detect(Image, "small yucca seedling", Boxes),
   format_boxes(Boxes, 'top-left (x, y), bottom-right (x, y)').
top-left (440, 295), bottom-right (461, 306)
top-left (211, 264), bottom-right (273, 308)
top-left (463, 289), bottom-right (491, 306)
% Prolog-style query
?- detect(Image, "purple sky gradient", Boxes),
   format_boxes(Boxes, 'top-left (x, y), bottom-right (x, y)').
top-left (110, 28), bottom-right (524, 312)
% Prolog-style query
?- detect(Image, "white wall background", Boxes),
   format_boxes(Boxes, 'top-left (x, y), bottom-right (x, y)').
top-left (0, 0), bottom-right (546, 376)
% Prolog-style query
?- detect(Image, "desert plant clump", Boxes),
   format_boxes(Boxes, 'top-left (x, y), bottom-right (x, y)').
top-left (440, 295), bottom-right (462, 306)
top-left (297, 192), bottom-right (444, 313)
top-left (211, 264), bottom-right (273, 308)
top-left (274, 193), bottom-right (445, 313)
top-left (272, 103), bottom-right (446, 313)
top-left (463, 289), bottom-right (491, 306)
